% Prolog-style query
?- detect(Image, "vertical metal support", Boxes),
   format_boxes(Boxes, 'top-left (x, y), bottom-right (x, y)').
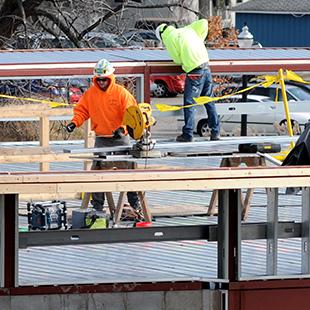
top-left (218, 189), bottom-right (241, 280)
top-left (3, 194), bottom-right (19, 288)
top-left (137, 73), bottom-right (146, 103)
top-left (240, 75), bottom-right (248, 136)
top-left (220, 290), bottom-right (228, 310)
top-left (302, 187), bottom-right (310, 274)
top-left (142, 66), bottom-right (150, 103)
top-left (266, 188), bottom-right (278, 275)
top-left (0, 195), bottom-right (4, 287)
top-left (39, 115), bottom-right (50, 171)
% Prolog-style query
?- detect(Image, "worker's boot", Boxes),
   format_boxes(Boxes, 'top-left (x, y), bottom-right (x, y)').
top-left (91, 192), bottom-right (105, 211)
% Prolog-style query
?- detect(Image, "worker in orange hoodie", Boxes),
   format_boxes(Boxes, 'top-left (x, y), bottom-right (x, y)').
top-left (66, 58), bottom-right (141, 214)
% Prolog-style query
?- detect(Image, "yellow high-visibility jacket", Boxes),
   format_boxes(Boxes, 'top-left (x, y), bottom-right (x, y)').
top-left (161, 19), bottom-right (209, 73)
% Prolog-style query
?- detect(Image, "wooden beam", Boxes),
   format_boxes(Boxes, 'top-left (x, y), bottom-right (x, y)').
top-left (0, 153), bottom-right (93, 164)
top-left (0, 105), bottom-right (73, 118)
top-left (0, 166), bottom-right (309, 183)
top-left (0, 167), bottom-right (309, 195)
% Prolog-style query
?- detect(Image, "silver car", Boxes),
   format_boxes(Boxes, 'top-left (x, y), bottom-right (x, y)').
top-left (195, 94), bottom-right (310, 136)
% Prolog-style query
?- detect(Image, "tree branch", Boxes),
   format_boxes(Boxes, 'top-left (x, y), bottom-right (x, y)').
top-left (34, 7), bottom-right (82, 47)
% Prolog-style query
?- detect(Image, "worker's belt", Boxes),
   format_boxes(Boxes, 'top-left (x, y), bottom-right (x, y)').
top-left (194, 62), bottom-right (209, 70)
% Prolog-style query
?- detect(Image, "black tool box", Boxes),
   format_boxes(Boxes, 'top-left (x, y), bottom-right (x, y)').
top-left (238, 142), bottom-right (281, 153)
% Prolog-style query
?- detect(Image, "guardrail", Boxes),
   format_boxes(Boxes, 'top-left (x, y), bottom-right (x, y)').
top-left (0, 104), bottom-right (93, 171)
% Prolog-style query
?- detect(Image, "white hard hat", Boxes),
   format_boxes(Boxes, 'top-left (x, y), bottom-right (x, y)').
top-left (155, 23), bottom-right (167, 41)
top-left (93, 58), bottom-right (115, 77)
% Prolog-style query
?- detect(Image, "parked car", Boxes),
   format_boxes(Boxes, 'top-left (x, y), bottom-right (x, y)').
top-left (13, 33), bottom-right (74, 49)
top-left (82, 32), bottom-right (124, 48)
top-left (195, 94), bottom-right (310, 136)
top-left (122, 30), bottom-right (160, 47)
top-left (151, 75), bottom-right (185, 97)
top-left (248, 83), bottom-right (310, 102)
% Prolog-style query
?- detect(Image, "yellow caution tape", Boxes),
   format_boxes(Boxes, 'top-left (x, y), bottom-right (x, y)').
top-left (0, 93), bottom-right (71, 108)
top-left (155, 70), bottom-right (309, 112)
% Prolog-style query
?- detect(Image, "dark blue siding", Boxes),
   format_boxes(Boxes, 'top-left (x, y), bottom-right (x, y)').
top-left (236, 13), bottom-right (310, 47)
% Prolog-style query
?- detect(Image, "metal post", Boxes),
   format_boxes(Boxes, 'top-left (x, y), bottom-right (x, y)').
top-left (218, 189), bottom-right (241, 280)
top-left (241, 75), bottom-right (248, 136)
top-left (0, 195), bottom-right (4, 287)
top-left (266, 188), bottom-right (278, 275)
top-left (302, 187), bottom-right (310, 274)
top-left (136, 72), bottom-right (146, 103)
top-left (4, 194), bottom-right (18, 288)
top-left (142, 66), bottom-right (150, 103)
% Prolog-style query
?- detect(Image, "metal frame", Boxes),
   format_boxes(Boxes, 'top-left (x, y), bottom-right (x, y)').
top-left (0, 195), bottom-right (4, 287)
top-left (266, 188), bottom-right (278, 275)
top-left (302, 187), bottom-right (310, 273)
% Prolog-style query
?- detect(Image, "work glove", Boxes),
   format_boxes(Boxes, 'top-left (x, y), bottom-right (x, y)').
top-left (112, 127), bottom-right (125, 139)
top-left (66, 122), bottom-right (76, 133)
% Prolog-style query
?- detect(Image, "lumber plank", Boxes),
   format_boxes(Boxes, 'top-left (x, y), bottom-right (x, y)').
top-left (0, 104), bottom-right (73, 118)
top-left (0, 153), bottom-right (93, 163)
top-left (0, 173), bottom-right (310, 194)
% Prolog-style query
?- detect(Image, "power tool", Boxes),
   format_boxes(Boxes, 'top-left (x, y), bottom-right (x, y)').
top-left (123, 103), bottom-right (161, 158)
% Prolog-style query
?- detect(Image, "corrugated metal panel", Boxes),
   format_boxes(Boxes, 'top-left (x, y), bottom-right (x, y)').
top-left (232, 0), bottom-right (310, 13)
top-left (236, 13), bottom-right (310, 47)
top-left (1, 47), bottom-right (310, 66)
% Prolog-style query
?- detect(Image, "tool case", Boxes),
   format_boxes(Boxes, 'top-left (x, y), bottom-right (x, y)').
top-left (238, 142), bottom-right (281, 153)
top-left (71, 208), bottom-right (108, 229)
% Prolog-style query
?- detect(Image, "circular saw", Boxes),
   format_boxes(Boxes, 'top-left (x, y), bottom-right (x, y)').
top-left (123, 103), bottom-right (160, 157)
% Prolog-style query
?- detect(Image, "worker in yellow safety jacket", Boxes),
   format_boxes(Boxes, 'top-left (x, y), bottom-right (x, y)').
top-left (156, 19), bottom-right (220, 142)
top-left (66, 58), bottom-right (141, 214)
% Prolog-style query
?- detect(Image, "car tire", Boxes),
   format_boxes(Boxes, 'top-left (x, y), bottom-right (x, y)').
top-left (197, 118), bottom-right (210, 137)
top-left (153, 81), bottom-right (168, 97)
top-left (279, 119), bottom-right (301, 135)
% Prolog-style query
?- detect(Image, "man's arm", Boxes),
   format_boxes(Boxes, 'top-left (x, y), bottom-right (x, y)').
top-left (187, 19), bottom-right (208, 40)
top-left (71, 93), bottom-right (90, 127)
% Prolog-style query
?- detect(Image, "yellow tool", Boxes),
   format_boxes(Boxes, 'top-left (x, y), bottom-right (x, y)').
top-left (123, 103), bottom-right (160, 157)
top-left (123, 103), bottom-right (156, 140)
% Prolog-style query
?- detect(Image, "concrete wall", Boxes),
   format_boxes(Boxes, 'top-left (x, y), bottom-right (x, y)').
top-left (0, 290), bottom-right (223, 310)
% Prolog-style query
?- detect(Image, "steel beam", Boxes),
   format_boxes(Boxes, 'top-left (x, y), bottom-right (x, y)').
top-left (266, 188), bottom-right (278, 275)
top-left (302, 187), bottom-right (310, 274)
top-left (0, 195), bottom-right (4, 287)
top-left (18, 222), bottom-right (302, 248)
top-left (3, 194), bottom-right (18, 288)
top-left (19, 225), bottom-right (212, 248)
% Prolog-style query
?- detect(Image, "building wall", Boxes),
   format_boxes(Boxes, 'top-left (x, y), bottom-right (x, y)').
top-left (0, 290), bottom-right (222, 310)
top-left (236, 13), bottom-right (310, 47)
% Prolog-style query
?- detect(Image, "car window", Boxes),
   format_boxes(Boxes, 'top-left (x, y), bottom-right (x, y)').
top-left (288, 87), bottom-right (310, 101)
top-left (251, 84), bottom-right (310, 101)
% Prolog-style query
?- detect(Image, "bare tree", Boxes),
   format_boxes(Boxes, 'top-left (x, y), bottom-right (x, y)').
top-left (0, 0), bottom-right (204, 49)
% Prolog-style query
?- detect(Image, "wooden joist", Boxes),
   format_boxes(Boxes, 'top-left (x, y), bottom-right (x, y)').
top-left (0, 153), bottom-right (93, 163)
top-left (0, 104), bottom-right (73, 118)
top-left (0, 166), bottom-right (309, 196)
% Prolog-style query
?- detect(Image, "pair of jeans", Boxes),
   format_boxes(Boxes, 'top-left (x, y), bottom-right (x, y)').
top-left (182, 66), bottom-right (220, 139)
top-left (91, 136), bottom-right (140, 211)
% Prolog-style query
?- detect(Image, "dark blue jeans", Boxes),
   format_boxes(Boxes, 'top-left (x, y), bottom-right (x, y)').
top-left (182, 66), bottom-right (220, 139)
top-left (91, 136), bottom-right (140, 211)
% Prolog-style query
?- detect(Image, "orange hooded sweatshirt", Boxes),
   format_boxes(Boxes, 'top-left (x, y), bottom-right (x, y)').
top-left (71, 74), bottom-right (137, 136)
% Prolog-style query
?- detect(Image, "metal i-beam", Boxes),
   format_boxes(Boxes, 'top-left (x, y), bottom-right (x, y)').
top-left (0, 195), bottom-right (4, 287)
top-left (218, 189), bottom-right (241, 281)
top-left (266, 188), bottom-right (278, 275)
top-left (2, 194), bottom-right (18, 288)
top-left (302, 187), bottom-right (310, 273)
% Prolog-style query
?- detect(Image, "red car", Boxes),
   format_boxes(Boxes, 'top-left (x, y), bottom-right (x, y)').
top-left (49, 86), bottom-right (83, 104)
top-left (68, 87), bottom-right (83, 104)
top-left (151, 75), bottom-right (185, 97)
